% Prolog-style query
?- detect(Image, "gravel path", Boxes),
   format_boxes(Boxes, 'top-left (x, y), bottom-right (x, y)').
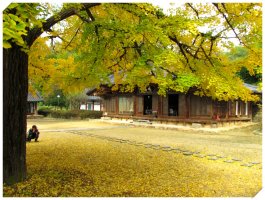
top-left (28, 118), bottom-right (262, 168)
top-left (65, 129), bottom-right (262, 170)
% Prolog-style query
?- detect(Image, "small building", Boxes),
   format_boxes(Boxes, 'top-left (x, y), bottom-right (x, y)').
top-left (27, 92), bottom-right (43, 115)
top-left (86, 77), bottom-right (261, 126)
top-left (80, 95), bottom-right (102, 111)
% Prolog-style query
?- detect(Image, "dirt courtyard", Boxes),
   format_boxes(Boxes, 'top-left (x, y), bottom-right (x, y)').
top-left (28, 118), bottom-right (262, 163)
top-left (4, 118), bottom-right (262, 197)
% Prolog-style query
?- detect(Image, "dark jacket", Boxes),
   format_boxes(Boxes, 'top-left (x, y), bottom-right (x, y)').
top-left (28, 128), bottom-right (39, 139)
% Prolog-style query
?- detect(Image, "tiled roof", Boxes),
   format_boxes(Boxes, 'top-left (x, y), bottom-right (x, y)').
top-left (87, 96), bottom-right (102, 101)
top-left (244, 83), bottom-right (261, 94)
top-left (27, 92), bottom-right (43, 102)
top-left (86, 74), bottom-right (115, 95)
top-left (86, 75), bottom-right (262, 96)
top-left (86, 88), bottom-right (97, 95)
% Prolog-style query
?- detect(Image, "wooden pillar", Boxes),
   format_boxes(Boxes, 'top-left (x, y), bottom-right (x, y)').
top-left (157, 96), bottom-right (161, 117)
top-left (249, 102), bottom-right (252, 119)
top-left (141, 96), bottom-right (143, 115)
top-left (185, 94), bottom-right (190, 119)
top-left (161, 95), bottom-right (163, 116)
top-left (134, 95), bottom-right (137, 116)
top-left (235, 101), bottom-right (238, 116)
top-left (245, 102), bottom-right (248, 116)
top-left (34, 102), bottom-right (37, 115)
top-left (226, 101), bottom-right (229, 119)
top-left (212, 100), bottom-right (215, 117)
top-left (115, 96), bottom-right (119, 114)
top-left (31, 102), bottom-right (33, 114)
top-left (32, 102), bottom-right (35, 113)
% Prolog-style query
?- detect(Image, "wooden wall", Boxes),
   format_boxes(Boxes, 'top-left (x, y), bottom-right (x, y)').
top-left (27, 102), bottom-right (37, 115)
top-left (103, 96), bottom-right (116, 114)
top-left (190, 95), bottom-right (212, 118)
top-left (162, 96), bottom-right (168, 116)
top-left (178, 94), bottom-right (186, 117)
top-left (101, 93), bottom-right (252, 119)
top-left (152, 95), bottom-right (159, 112)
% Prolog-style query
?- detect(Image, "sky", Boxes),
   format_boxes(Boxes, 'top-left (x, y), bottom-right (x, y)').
top-left (37, 1), bottom-right (241, 47)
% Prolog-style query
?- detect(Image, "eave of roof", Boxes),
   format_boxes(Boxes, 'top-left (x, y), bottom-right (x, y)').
top-left (86, 74), bottom-right (262, 96)
top-left (27, 92), bottom-right (43, 102)
top-left (243, 83), bottom-right (261, 94)
top-left (86, 88), bottom-right (97, 95)
top-left (87, 96), bottom-right (102, 101)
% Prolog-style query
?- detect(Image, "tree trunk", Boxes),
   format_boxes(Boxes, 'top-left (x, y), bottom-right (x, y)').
top-left (2, 2), bottom-right (100, 186)
top-left (3, 45), bottom-right (28, 185)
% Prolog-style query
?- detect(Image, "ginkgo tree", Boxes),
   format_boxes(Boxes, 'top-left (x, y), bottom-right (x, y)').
top-left (3, 2), bottom-right (262, 185)
top-left (3, 2), bottom-right (100, 185)
top-left (29, 3), bottom-right (261, 100)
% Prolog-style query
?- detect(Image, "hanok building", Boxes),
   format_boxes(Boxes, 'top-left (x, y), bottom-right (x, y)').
top-left (86, 77), bottom-right (261, 126)
top-left (80, 95), bottom-right (102, 111)
top-left (27, 92), bottom-right (43, 115)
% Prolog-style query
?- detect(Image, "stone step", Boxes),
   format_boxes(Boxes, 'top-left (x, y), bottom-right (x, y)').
top-left (134, 119), bottom-right (152, 124)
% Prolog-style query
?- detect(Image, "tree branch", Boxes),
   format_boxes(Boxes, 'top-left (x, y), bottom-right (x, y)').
top-left (133, 41), bottom-right (142, 57)
top-left (193, 35), bottom-right (205, 58)
top-left (64, 23), bottom-right (84, 50)
top-left (158, 65), bottom-right (178, 77)
top-left (27, 3), bottom-right (100, 47)
top-left (192, 34), bottom-right (200, 45)
top-left (75, 12), bottom-right (91, 23)
top-left (213, 3), bottom-right (244, 45)
top-left (186, 3), bottom-right (199, 18)
top-left (168, 35), bottom-right (196, 72)
top-left (83, 4), bottom-right (96, 21)
top-left (168, 36), bottom-right (189, 63)
top-left (200, 47), bottom-right (214, 67)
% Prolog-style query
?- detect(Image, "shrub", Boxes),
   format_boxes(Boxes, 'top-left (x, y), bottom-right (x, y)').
top-left (37, 109), bottom-right (103, 119)
top-left (37, 105), bottom-right (53, 110)
top-left (49, 110), bottom-right (63, 118)
top-left (80, 110), bottom-right (103, 119)
top-left (37, 108), bottom-right (52, 117)
top-left (60, 110), bottom-right (79, 119)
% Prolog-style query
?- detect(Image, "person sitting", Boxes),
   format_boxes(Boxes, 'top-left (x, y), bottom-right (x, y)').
top-left (27, 125), bottom-right (40, 142)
